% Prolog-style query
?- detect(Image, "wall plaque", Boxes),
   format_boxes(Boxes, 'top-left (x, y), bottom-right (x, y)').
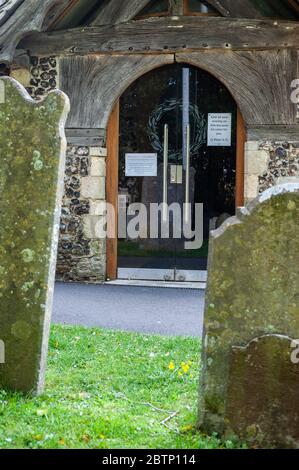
top-left (207, 113), bottom-right (232, 147)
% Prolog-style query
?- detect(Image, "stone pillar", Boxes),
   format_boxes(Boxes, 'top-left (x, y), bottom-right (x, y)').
top-left (244, 140), bottom-right (299, 203)
top-left (56, 144), bottom-right (107, 282)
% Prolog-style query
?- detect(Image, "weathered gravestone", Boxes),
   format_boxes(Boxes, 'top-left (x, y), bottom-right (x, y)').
top-left (199, 182), bottom-right (299, 448)
top-left (0, 77), bottom-right (69, 393)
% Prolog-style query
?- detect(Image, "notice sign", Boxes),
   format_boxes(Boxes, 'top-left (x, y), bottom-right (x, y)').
top-left (125, 153), bottom-right (157, 177)
top-left (207, 113), bottom-right (232, 147)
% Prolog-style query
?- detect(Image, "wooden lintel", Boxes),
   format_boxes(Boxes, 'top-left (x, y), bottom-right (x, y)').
top-left (65, 128), bottom-right (106, 146)
top-left (19, 16), bottom-right (299, 57)
top-left (247, 125), bottom-right (299, 141)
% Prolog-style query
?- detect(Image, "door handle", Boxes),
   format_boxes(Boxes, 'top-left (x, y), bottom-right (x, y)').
top-left (163, 124), bottom-right (168, 223)
top-left (184, 124), bottom-right (191, 224)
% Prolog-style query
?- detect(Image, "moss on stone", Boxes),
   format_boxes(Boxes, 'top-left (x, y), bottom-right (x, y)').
top-left (0, 78), bottom-right (69, 393)
top-left (199, 186), bottom-right (299, 446)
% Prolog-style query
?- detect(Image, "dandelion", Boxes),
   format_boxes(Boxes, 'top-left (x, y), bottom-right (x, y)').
top-left (181, 362), bottom-right (190, 374)
top-left (168, 361), bottom-right (175, 371)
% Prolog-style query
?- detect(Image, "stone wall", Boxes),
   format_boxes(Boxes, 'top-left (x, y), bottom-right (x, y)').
top-left (258, 141), bottom-right (299, 193)
top-left (21, 56), bottom-right (108, 283)
top-left (56, 144), bottom-right (106, 283)
top-left (244, 140), bottom-right (299, 202)
top-left (27, 56), bottom-right (59, 100)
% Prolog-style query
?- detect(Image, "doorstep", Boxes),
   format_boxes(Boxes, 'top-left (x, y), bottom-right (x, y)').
top-left (105, 279), bottom-right (206, 290)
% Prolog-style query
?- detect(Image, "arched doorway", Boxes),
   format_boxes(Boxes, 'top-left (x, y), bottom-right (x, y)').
top-left (107, 63), bottom-right (245, 281)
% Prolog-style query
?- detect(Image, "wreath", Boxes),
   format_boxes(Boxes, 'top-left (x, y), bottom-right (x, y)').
top-left (147, 98), bottom-right (206, 161)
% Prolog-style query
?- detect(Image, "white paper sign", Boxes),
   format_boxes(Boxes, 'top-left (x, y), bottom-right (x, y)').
top-left (125, 153), bottom-right (157, 177)
top-left (207, 113), bottom-right (232, 147)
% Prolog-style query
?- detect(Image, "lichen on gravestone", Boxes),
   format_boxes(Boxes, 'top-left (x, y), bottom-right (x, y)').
top-left (225, 334), bottom-right (299, 448)
top-left (199, 182), bottom-right (299, 448)
top-left (0, 77), bottom-right (69, 393)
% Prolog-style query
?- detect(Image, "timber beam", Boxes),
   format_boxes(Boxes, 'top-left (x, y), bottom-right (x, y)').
top-left (0, 0), bottom-right (58, 64)
top-left (19, 16), bottom-right (299, 57)
top-left (91, 0), bottom-right (150, 26)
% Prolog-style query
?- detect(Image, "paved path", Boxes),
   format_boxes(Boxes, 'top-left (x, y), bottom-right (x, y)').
top-left (53, 282), bottom-right (204, 337)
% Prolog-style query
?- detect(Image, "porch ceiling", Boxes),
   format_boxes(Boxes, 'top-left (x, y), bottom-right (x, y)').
top-left (1, 0), bottom-right (299, 64)
top-left (42, 0), bottom-right (299, 31)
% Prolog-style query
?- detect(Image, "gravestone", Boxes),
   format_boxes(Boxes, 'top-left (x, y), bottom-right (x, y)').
top-left (0, 77), bottom-right (69, 393)
top-left (199, 181), bottom-right (299, 448)
top-left (226, 334), bottom-right (299, 448)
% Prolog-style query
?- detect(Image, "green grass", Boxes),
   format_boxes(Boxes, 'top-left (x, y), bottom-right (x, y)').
top-left (0, 325), bottom-right (241, 449)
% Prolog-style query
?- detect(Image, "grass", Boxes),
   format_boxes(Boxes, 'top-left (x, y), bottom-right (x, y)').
top-left (0, 325), bottom-right (241, 449)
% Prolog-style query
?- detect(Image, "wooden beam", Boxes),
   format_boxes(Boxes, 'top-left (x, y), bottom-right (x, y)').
top-left (106, 100), bottom-right (119, 280)
top-left (42, 0), bottom-right (79, 31)
top-left (65, 128), bottom-right (106, 146)
top-left (91, 0), bottom-right (150, 26)
top-left (59, 54), bottom-right (175, 129)
top-left (176, 49), bottom-right (299, 125)
top-left (205, 0), bottom-right (262, 18)
top-left (19, 17), bottom-right (299, 56)
top-left (287, 0), bottom-right (299, 16)
top-left (0, 0), bottom-right (24, 27)
top-left (169, 0), bottom-right (184, 16)
top-left (247, 124), bottom-right (299, 141)
top-left (0, 0), bottom-right (58, 63)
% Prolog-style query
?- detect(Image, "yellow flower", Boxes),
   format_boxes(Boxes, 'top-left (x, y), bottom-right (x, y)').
top-left (181, 362), bottom-right (190, 374)
top-left (99, 434), bottom-right (105, 440)
top-left (168, 361), bottom-right (175, 370)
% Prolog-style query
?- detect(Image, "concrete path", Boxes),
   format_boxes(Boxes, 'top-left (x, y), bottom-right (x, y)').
top-left (52, 282), bottom-right (204, 337)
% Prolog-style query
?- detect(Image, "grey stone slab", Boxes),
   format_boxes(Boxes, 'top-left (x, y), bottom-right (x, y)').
top-left (0, 77), bottom-right (69, 393)
top-left (199, 182), bottom-right (299, 447)
top-left (225, 334), bottom-right (299, 448)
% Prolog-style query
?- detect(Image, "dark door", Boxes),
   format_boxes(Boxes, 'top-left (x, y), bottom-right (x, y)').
top-left (118, 64), bottom-right (237, 281)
